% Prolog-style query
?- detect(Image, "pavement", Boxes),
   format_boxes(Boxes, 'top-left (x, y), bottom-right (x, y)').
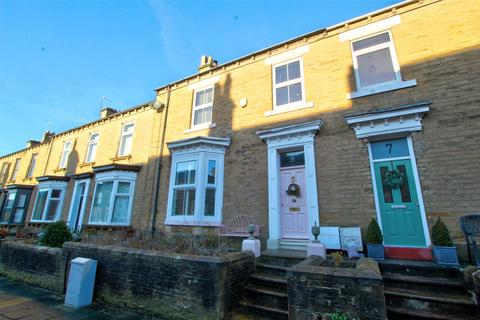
top-left (0, 277), bottom-right (155, 320)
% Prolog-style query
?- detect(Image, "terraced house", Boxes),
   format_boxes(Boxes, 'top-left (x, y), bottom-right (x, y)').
top-left (0, 0), bottom-right (479, 261)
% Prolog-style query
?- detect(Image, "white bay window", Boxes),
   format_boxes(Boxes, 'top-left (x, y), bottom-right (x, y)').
top-left (89, 170), bottom-right (136, 226)
top-left (31, 180), bottom-right (67, 222)
top-left (166, 136), bottom-right (230, 226)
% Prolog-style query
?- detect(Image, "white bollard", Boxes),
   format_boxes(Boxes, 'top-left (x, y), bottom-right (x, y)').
top-left (242, 238), bottom-right (261, 257)
top-left (307, 242), bottom-right (326, 259)
top-left (65, 257), bottom-right (97, 308)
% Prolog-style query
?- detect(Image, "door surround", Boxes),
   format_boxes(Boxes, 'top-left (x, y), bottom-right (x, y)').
top-left (345, 101), bottom-right (432, 253)
top-left (66, 178), bottom-right (90, 232)
top-left (257, 120), bottom-right (323, 249)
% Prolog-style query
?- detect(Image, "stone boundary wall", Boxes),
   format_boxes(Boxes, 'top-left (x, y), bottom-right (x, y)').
top-left (287, 256), bottom-right (386, 320)
top-left (63, 242), bottom-right (254, 320)
top-left (0, 241), bottom-right (65, 292)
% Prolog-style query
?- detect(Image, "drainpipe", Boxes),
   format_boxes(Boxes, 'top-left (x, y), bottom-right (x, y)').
top-left (150, 86), bottom-right (171, 234)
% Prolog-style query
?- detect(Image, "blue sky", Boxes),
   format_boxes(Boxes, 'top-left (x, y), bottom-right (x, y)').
top-left (0, 0), bottom-right (399, 155)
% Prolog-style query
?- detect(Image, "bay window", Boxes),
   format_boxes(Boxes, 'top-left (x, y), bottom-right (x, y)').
top-left (89, 170), bottom-right (136, 226)
top-left (166, 136), bottom-right (230, 226)
top-left (31, 181), bottom-right (67, 222)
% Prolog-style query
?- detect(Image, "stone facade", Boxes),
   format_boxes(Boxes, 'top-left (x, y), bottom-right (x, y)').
top-left (0, 0), bottom-right (478, 256)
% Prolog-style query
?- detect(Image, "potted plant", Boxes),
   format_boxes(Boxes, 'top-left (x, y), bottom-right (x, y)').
top-left (365, 218), bottom-right (384, 261)
top-left (432, 218), bottom-right (459, 266)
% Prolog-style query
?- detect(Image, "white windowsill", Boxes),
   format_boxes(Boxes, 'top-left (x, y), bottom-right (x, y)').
top-left (183, 122), bottom-right (216, 134)
top-left (165, 219), bottom-right (222, 227)
top-left (347, 79), bottom-right (417, 99)
top-left (265, 101), bottom-right (314, 117)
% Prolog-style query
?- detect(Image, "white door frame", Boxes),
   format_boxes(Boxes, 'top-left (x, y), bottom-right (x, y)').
top-left (257, 120), bottom-right (323, 249)
top-left (66, 178), bottom-right (90, 232)
top-left (368, 136), bottom-right (431, 247)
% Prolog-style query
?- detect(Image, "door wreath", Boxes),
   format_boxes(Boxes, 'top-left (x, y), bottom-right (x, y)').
top-left (384, 169), bottom-right (405, 189)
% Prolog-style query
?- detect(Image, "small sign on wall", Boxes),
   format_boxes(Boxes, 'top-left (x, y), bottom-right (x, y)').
top-left (340, 227), bottom-right (363, 252)
top-left (320, 227), bottom-right (341, 250)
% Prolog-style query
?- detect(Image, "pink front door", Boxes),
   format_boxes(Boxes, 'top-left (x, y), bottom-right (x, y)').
top-left (280, 166), bottom-right (308, 239)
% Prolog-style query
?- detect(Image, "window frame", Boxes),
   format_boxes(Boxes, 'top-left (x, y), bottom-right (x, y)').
top-left (31, 181), bottom-right (67, 223)
top-left (272, 57), bottom-right (306, 110)
top-left (117, 122), bottom-right (135, 157)
top-left (26, 154), bottom-right (38, 178)
top-left (58, 140), bottom-right (73, 169)
top-left (0, 162), bottom-right (9, 183)
top-left (88, 171), bottom-right (136, 226)
top-left (165, 138), bottom-right (229, 227)
top-left (10, 159), bottom-right (21, 181)
top-left (190, 85), bottom-right (214, 129)
top-left (350, 30), bottom-right (402, 90)
top-left (85, 132), bottom-right (100, 163)
top-left (1, 188), bottom-right (32, 224)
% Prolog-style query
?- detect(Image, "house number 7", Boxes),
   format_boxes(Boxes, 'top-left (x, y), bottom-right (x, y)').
top-left (385, 144), bottom-right (392, 153)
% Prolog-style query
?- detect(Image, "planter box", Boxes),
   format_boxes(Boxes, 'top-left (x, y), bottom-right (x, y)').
top-left (433, 246), bottom-right (459, 266)
top-left (367, 244), bottom-right (385, 261)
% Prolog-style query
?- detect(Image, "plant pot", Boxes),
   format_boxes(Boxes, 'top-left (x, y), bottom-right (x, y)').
top-left (433, 246), bottom-right (459, 266)
top-left (367, 244), bottom-right (385, 261)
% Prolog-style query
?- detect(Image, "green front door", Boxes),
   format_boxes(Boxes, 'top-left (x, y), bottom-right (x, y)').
top-left (374, 159), bottom-right (426, 247)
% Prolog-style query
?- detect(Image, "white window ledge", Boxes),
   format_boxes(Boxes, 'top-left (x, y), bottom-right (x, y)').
top-left (183, 122), bottom-right (216, 134)
top-left (348, 80), bottom-right (417, 99)
top-left (165, 219), bottom-right (222, 227)
top-left (265, 101), bottom-right (314, 117)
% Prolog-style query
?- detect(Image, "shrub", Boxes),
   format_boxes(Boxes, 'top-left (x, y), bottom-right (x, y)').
top-left (365, 218), bottom-right (383, 244)
top-left (40, 221), bottom-right (72, 248)
top-left (431, 218), bottom-right (453, 247)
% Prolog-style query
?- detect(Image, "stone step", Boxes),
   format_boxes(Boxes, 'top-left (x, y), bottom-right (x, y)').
top-left (236, 300), bottom-right (288, 320)
top-left (249, 272), bottom-right (288, 292)
top-left (385, 287), bottom-right (477, 319)
top-left (257, 249), bottom-right (306, 267)
top-left (387, 305), bottom-right (478, 320)
top-left (244, 284), bottom-right (288, 311)
top-left (379, 260), bottom-right (461, 279)
top-left (255, 262), bottom-right (290, 277)
top-left (382, 272), bottom-right (467, 295)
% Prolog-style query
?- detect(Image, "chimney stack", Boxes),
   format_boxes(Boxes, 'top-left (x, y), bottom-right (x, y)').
top-left (41, 131), bottom-right (55, 143)
top-left (198, 55), bottom-right (218, 73)
top-left (100, 107), bottom-right (117, 119)
top-left (26, 140), bottom-right (40, 148)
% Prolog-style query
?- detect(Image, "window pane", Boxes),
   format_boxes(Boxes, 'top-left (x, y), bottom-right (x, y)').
top-left (32, 191), bottom-right (48, 220)
top-left (119, 135), bottom-right (133, 156)
top-left (397, 165), bottom-right (412, 203)
top-left (123, 124), bottom-right (134, 133)
top-left (195, 90), bottom-right (205, 106)
top-left (45, 199), bottom-right (60, 221)
top-left (51, 189), bottom-right (62, 199)
top-left (86, 142), bottom-right (97, 163)
top-left (275, 65), bottom-right (287, 84)
top-left (280, 150), bottom-right (305, 167)
top-left (112, 195), bottom-right (129, 223)
top-left (204, 88), bottom-right (213, 104)
top-left (175, 161), bottom-right (196, 185)
top-left (287, 61), bottom-right (301, 80)
top-left (1, 192), bottom-right (16, 223)
top-left (276, 86), bottom-right (289, 106)
top-left (371, 138), bottom-right (409, 160)
top-left (380, 167), bottom-right (393, 203)
top-left (13, 209), bottom-right (24, 223)
top-left (90, 133), bottom-right (99, 142)
top-left (357, 47), bottom-right (396, 87)
top-left (207, 160), bottom-right (216, 185)
top-left (91, 181), bottom-right (113, 223)
top-left (11, 159), bottom-right (20, 180)
top-left (288, 82), bottom-right (302, 103)
top-left (204, 106), bottom-right (212, 124)
top-left (204, 188), bottom-right (215, 216)
top-left (173, 189), bottom-right (195, 216)
top-left (17, 194), bottom-right (27, 207)
top-left (117, 182), bottom-right (131, 194)
top-left (28, 155), bottom-right (37, 178)
top-left (353, 32), bottom-right (390, 51)
top-left (193, 108), bottom-right (204, 126)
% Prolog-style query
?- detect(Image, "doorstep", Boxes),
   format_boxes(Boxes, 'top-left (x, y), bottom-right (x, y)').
top-left (384, 246), bottom-right (433, 261)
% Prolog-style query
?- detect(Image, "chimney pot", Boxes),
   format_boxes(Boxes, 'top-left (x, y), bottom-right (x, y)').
top-left (100, 107), bottom-right (118, 119)
top-left (198, 55), bottom-right (218, 72)
top-left (26, 140), bottom-right (40, 148)
top-left (41, 131), bottom-right (55, 143)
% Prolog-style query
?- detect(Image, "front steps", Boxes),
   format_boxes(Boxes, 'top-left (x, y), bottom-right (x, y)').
top-left (232, 250), bottom-right (305, 319)
top-left (379, 260), bottom-right (477, 320)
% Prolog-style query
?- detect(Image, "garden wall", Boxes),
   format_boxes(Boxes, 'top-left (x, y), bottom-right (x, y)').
top-left (288, 256), bottom-right (387, 320)
top-left (0, 241), bottom-right (66, 292)
top-left (63, 242), bottom-right (254, 320)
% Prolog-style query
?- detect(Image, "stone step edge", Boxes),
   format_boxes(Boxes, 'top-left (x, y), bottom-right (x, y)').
top-left (250, 273), bottom-right (287, 285)
top-left (384, 289), bottom-right (475, 306)
top-left (256, 262), bottom-right (291, 272)
top-left (387, 305), bottom-right (476, 320)
top-left (245, 284), bottom-right (288, 298)
top-left (381, 272), bottom-right (465, 287)
top-left (238, 300), bottom-right (289, 316)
